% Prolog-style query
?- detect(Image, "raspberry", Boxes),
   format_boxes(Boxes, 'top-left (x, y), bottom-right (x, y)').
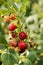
top-left (11, 32), bottom-right (16, 37)
top-left (18, 41), bottom-right (26, 50)
top-left (8, 23), bottom-right (17, 31)
top-left (10, 14), bottom-right (16, 20)
top-left (10, 40), bottom-right (16, 47)
top-left (19, 32), bottom-right (27, 40)
top-left (4, 16), bottom-right (9, 22)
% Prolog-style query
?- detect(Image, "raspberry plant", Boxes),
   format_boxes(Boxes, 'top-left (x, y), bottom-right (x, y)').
top-left (0, 0), bottom-right (43, 65)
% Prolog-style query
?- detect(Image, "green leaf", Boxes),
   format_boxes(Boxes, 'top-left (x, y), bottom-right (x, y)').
top-left (9, 48), bottom-right (19, 59)
top-left (20, 4), bottom-right (26, 15)
top-left (0, 44), bottom-right (6, 51)
top-left (1, 48), bottom-right (19, 65)
top-left (19, 59), bottom-right (32, 65)
top-left (0, 9), bottom-right (10, 14)
top-left (12, 3), bottom-right (18, 11)
top-left (36, 57), bottom-right (43, 65)
top-left (1, 52), bottom-right (15, 65)
top-left (27, 52), bottom-right (37, 62)
top-left (0, 24), bottom-right (4, 35)
top-left (0, 24), bottom-right (8, 44)
top-left (21, 0), bottom-right (28, 3)
top-left (38, 13), bottom-right (43, 19)
top-left (0, 44), bottom-right (6, 61)
top-left (14, 0), bottom-right (21, 3)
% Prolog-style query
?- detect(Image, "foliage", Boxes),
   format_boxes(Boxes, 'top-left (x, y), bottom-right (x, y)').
top-left (0, 0), bottom-right (43, 65)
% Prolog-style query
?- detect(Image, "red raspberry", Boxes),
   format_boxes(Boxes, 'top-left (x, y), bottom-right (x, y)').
top-left (8, 23), bottom-right (17, 31)
top-left (19, 32), bottom-right (27, 40)
top-left (10, 14), bottom-right (16, 20)
top-left (18, 41), bottom-right (26, 50)
top-left (10, 40), bottom-right (16, 47)
top-left (11, 32), bottom-right (16, 38)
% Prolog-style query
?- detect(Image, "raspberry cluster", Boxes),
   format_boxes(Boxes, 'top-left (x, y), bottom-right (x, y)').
top-left (2, 13), bottom-right (36, 53)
